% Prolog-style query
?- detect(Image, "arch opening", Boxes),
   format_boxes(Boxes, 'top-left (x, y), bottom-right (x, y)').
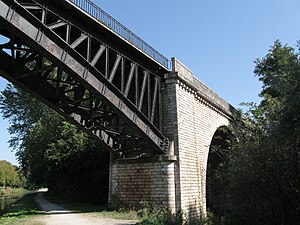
top-left (206, 125), bottom-right (235, 216)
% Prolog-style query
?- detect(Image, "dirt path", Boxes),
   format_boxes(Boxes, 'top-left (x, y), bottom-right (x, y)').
top-left (34, 193), bottom-right (139, 225)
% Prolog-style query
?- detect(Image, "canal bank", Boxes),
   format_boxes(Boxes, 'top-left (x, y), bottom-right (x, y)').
top-left (0, 188), bottom-right (29, 211)
top-left (0, 191), bottom-right (43, 225)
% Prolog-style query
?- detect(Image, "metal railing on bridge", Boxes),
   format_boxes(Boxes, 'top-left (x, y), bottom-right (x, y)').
top-left (69, 0), bottom-right (170, 69)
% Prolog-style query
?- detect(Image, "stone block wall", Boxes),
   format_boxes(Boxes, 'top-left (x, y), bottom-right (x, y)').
top-left (109, 158), bottom-right (176, 211)
top-left (175, 79), bottom-right (230, 217)
top-left (163, 58), bottom-right (234, 218)
top-left (171, 57), bottom-right (233, 217)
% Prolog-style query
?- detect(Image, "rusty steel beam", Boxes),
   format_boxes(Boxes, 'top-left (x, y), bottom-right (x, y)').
top-left (0, 0), bottom-right (168, 157)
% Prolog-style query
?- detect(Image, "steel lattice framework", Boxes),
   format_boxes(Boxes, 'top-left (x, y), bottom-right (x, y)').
top-left (0, 0), bottom-right (169, 158)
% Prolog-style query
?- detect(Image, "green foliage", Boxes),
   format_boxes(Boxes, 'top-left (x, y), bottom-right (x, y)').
top-left (0, 85), bottom-right (109, 203)
top-left (0, 84), bottom-right (50, 149)
top-left (205, 210), bottom-right (225, 225)
top-left (204, 40), bottom-right (300, 225)
top-left (137, 207), bottom-right (183, 225)
top-left (137, 202), bottom-right (204, 225)
top-left (225, 40), bottom-right (300, 225)
top-left (0, 160), bottom-right (26, 188)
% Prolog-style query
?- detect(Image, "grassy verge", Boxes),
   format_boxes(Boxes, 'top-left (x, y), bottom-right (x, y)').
top-left (44, 193), bottom-right (140, 221)
top-left (85, 210), bottom-right (140, 221)
top-left (0, 192), bottom-right (45, 225)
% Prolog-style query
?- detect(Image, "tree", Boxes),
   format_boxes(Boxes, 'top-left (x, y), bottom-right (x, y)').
top-left (0, 84), bottom-right (50, 149)
top-left (227, 41), bottom-right (300, 225)
top-left (0, 160), bottom-right (25, 188)
top-left (0, 85), bottom-right (109, 203)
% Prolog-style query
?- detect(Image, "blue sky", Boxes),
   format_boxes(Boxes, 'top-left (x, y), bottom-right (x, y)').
top-left (1, 0), bottom-right (300, 165)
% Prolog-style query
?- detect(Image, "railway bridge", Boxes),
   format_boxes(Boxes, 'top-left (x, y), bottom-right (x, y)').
top-left (0, 0), bottom-right (238, 218)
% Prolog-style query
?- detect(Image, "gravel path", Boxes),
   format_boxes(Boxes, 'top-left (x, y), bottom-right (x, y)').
top-left (34, 193), bottom-right (138, 225)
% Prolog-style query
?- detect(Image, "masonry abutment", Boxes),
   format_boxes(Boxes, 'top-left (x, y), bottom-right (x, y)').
top-left (107, 68), bottom-right (180, 212)
top-left (108, 57), bottom-right (236, 219)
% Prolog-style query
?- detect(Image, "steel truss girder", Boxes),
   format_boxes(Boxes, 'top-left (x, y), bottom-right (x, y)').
top-left (0, 0), bottom-right (169, 157)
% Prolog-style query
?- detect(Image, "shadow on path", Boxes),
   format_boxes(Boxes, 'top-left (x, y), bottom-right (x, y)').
top-left (34, 191), bottom-right (138, 225)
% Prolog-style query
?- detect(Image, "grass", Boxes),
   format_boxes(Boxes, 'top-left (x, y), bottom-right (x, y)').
top-left (0, 192), bottom-right (45, 225)
top-left (85, 210), bottom-right (140, 220)
top-left (0, 218), bottom-right (44, 225)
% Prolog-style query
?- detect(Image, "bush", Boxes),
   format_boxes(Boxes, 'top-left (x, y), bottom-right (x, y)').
top-left (137, 207), bottom-right (183, 225)
top-left (136, 202), bottom-right (204, 225)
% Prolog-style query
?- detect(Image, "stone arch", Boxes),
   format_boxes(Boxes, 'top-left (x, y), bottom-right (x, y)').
top-left (204, 124), bottom-right (236, 216)
top-left (202, 118), bottom-right (231, 176)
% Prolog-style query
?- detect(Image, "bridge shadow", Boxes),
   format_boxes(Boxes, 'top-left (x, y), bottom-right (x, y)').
top-left (36, 192), bottom-right (108, 214)
top-left (0, 192), bottom-right (44, 218)
top-left (34, 192), bottom-right (140, 224)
